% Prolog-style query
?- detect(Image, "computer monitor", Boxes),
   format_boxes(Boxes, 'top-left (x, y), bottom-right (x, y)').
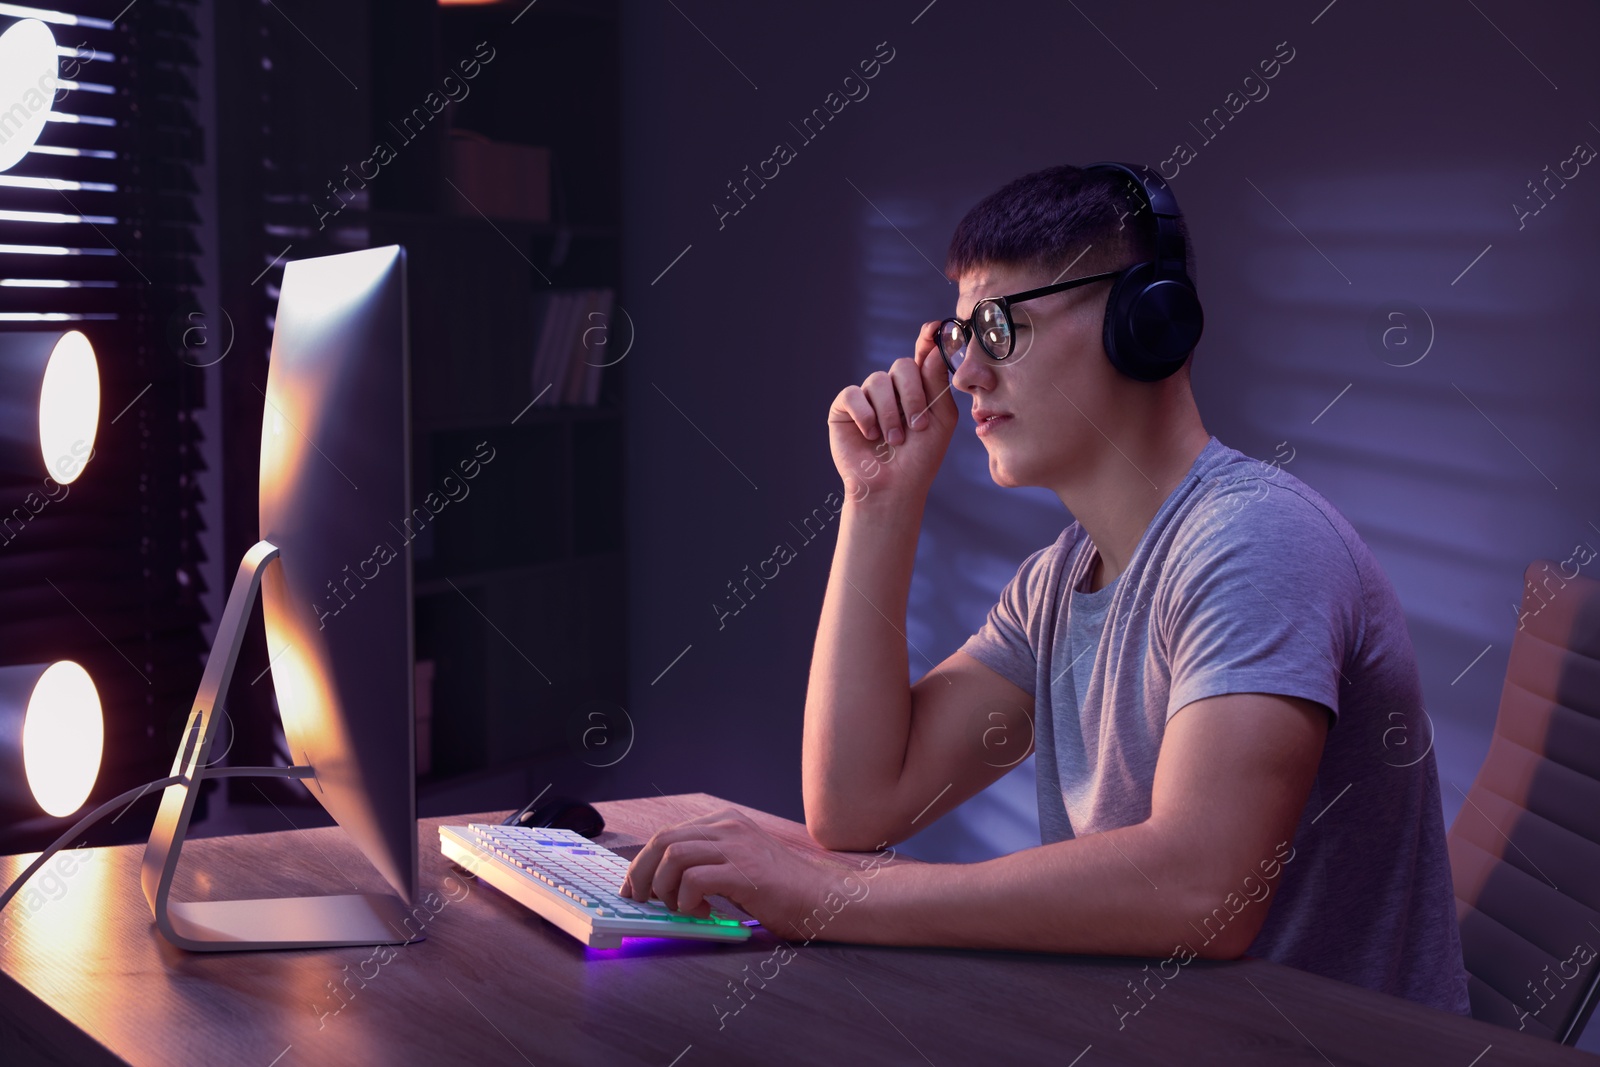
top-left (140, 245), bottom-right (419, 951)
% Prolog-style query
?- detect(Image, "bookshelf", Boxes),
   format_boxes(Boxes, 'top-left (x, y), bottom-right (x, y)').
top-left (368, 0), bottom-right (626, 797)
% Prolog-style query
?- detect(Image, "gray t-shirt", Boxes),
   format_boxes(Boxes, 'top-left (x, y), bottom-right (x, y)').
top-left (959, 436), bottom-right (1471, 1016)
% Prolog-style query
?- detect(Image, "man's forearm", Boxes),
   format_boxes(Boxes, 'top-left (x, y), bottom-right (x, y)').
top-left (820, 823), bottom-right (1279, 961)
top-left (801, 496), bottom-right (926, 846)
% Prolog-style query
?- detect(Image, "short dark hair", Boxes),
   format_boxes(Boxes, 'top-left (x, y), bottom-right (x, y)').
top-left (943, 163), bottom-right (1196, 286)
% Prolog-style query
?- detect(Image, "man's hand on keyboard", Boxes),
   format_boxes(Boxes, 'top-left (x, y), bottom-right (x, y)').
top-left (621, 808), bottom-right (875, 937)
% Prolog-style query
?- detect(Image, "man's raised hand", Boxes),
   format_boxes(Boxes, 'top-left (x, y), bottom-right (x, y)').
top-left (826, 320), bottom-right (959, 505)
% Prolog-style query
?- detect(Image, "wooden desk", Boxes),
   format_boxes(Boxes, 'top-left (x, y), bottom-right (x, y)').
top-left (0, 793), bottom-right (1585, 1066)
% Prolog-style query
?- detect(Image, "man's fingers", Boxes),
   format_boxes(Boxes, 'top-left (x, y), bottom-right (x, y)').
top-left (650, 839), bottom-right (728, 912)
top-left (919, 332), bottom-right (952, 416)
top-left (916, 319), bottom-right (943, 366)
top-left (626, 823), bottom-right (719, 901)
top-left (830, 385), bottom-right (880, 442)
top-left (889, 357), bottom-right (929, 431)
top-left (624, 812), bottom-right (748, 901)
top-left (911, 320), bottom-right (952, 418)
top-left (676, 864), bottom-right (736, 917)
top-left (861, 371), bottom-right (904, 445)
top-left (832, 322), bottom-right (950, 446)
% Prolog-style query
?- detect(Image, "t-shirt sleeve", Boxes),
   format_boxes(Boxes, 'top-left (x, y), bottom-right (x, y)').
top-left (957, 541), bottom-right (1058, 695)
top-left (1160, 479), bottom-right (1362, 725)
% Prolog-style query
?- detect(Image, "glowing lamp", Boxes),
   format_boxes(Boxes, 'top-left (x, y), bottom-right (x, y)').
top-left (0, 18), bottom-right (58, 173)
top-left (0, 661), bottom-right (104, 818)
top-left (0, 330), bottom-right (99, 484)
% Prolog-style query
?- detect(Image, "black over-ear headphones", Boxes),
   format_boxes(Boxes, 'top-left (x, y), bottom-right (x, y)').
top-left (1083, 162), bottom-right (1204, 382)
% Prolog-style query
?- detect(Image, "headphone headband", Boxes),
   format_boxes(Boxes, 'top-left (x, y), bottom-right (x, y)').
top-left (1084, 161), bottom-right (1189, 280)
top-left (1085, 161), bottom-right (1178, 217)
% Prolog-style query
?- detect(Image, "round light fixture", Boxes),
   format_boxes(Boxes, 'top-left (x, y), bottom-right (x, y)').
top-left (0, 660), bottom-right (105, 819)
top-left (0, 19), bottom-right (59, 173)
top-left (0, 330), bottom-right (100, 484)
top-left (37, 330), bottom-right (99, 485)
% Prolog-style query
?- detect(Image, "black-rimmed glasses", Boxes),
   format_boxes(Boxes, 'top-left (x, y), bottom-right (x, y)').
top-left (937, 269), bottom-right (1126, 375)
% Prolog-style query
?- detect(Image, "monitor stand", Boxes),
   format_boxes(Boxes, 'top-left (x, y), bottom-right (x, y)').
top-left (140, 540), bottom-right (421, 951)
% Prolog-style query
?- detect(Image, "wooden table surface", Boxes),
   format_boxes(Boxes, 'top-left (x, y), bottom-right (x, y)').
top-left (0, 793), bottom-right (1586, 1066)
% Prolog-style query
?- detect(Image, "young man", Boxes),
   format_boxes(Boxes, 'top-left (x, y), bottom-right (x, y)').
top-left (622, 163), bottom-right (1471, 1017)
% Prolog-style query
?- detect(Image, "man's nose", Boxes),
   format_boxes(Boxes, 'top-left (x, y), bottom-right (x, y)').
top-left (951, 345), bottom-right (990, 394)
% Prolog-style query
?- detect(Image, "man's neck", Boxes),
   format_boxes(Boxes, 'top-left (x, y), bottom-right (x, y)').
top-left (1061, 406), bottom-right (1211, 593)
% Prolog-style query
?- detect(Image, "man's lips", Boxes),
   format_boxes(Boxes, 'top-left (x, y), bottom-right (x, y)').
top-left (974, 410), bottom-right (1011, 436)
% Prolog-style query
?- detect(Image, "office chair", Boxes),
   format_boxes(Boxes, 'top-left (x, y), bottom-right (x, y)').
top-left (1446, 559), bottom-right (1600, 1044)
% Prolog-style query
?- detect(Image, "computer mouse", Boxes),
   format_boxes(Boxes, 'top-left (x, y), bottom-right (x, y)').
top-left (506, 795), bottom-right (605, 839)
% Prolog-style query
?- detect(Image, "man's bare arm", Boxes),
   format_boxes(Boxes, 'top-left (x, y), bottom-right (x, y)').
top-left (802, 504), bottom-right (1037, 848)
top-left (817, 691), bottom-right (1328, 955)
top-left (802, 322), bottom-right (1034, 850)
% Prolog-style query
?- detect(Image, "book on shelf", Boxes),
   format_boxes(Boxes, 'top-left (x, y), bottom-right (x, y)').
top-left (530, 291), bottom-right (576, 404)
top-left (530, 287), bottom-right (616, 408)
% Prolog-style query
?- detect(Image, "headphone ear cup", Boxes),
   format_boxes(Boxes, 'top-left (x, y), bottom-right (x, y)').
top-left (1101, 262), bottom-right (1204, 382)
top-left (1100, 264), bottom-right (1147, 381)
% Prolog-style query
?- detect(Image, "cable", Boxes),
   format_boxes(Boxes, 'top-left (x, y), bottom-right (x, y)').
top-left (0, 765), bottom-right (312, 915)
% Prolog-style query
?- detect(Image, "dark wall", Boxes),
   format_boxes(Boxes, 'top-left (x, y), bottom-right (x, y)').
top-left (615, 0), bottom-right (1600, 859)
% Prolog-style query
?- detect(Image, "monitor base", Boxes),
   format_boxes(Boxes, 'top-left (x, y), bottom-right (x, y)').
top-left (164, 894), bottom-right (423, 952)
top-left (141, 540), bottom-right (421, 952)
